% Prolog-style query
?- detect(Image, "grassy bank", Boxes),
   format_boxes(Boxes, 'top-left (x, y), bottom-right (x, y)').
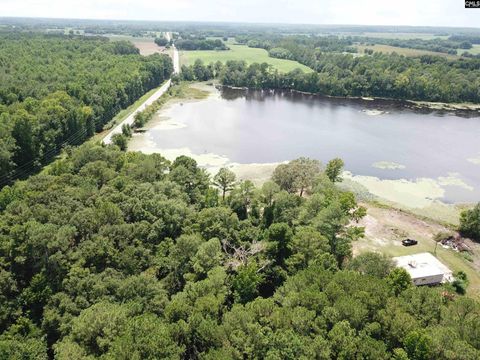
top-left (91, 86), bottom-right (163, 142)
top-left (168, 81), bottom-right (212, 100)
top-left (128, 81), bottom-right (211, 131)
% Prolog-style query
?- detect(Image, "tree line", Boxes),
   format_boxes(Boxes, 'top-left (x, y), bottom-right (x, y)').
top-left (237, 33), bottom-right (473, 56)
top-left (0, 142), bottom-right (478, 358)
top-left (175, 38), bottom-right (228, 51)
top-left (228, 33), bottom-right (480, 102)
top-left (236, 34), bottom-right (357, 54)
top-left (154, 37), bottom-right (170, 47)
top-left (181, 54), bottom-right (480, 104)
top-left (355, 36), bottom-right (472, 55)
top-left (0, 33), bottom-right (173, 185)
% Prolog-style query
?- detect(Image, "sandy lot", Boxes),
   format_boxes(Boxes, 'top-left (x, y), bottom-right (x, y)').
top-left (133, 41), bottom-right (168, 56)
top-left (355, 203), bottom-right (480, 297)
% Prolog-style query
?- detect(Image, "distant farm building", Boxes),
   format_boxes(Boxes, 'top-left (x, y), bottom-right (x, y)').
top-left (393, 252), bottom-right (453, 286)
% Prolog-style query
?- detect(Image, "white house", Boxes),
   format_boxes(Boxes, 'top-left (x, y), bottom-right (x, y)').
top-left (393, 252), bottom-right (453, 286)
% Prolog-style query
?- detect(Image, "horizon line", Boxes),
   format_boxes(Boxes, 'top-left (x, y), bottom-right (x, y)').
top-left (1, 15), bottom-right (480, 30)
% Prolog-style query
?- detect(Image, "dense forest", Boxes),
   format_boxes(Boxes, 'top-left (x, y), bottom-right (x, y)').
top-left (175, 38), bottom-right (228, 51)
top-left (0, 33), bottom-right (173, 185)
top-left (235, 33), bottom-right (476, 56)
top-left (1, 21), bottom-right (480, 359)
top-left (355, 37), bottom-right (471, 55)
top-left (181, 53), bottom-right (480, 103)
top-left (235, 34), bottom-right (357, 55)
top-left (221, 34), bottom-right (480, 102)
top-left (154, 37), bottom-right (170, 47)
top-left (5, 17), bottom-right (480, 39)
top-left (0, 143), bottom-right (478, 359)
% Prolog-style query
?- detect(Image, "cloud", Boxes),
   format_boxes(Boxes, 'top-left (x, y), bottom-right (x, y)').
top-left (1, 0), bottom-right (478, 27)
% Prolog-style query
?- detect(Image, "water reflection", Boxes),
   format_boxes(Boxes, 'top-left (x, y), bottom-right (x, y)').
top-left (140, 87), bottom-right (480, 203)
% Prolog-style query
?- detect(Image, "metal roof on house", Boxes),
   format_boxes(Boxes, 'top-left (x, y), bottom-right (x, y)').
top-left (393, 252), bottom-right (452, 281)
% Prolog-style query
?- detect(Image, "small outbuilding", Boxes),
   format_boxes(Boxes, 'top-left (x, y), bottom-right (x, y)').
top-left (393, 252), bottom-right (453, 286)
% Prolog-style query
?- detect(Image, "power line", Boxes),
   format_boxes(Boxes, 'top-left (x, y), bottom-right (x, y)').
top-left (0, 127), bottom-right (89, 186)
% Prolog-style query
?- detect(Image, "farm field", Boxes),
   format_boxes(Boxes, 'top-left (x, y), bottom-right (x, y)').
top-left (356, 44), bottom-right (458, 59)
top-left (357, 32), bottom-right (449, 40)
top-left (107, 34), bottom-right (168, 55)
top-left (458, 44), bottom-right (480, 55)
top-left (179, 43), bottom-right (312, 73)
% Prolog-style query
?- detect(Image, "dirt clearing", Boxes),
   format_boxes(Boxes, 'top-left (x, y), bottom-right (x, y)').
top-left (355, 203), bottom-right (480, 297)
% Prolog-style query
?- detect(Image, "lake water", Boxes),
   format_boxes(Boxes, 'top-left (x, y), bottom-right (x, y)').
top-left (132, 87), bottom-right (480, 204)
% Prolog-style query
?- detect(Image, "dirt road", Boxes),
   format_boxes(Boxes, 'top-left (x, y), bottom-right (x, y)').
top-left (103, 42), bottom-right (179, 145)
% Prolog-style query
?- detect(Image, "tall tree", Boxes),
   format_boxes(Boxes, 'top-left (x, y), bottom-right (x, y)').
top-left (272, 157), bottom-right (321, 196)
top-left (213, 167), bottom-right (236, 201)
top-left (325, 158), bottom-right (345, 183)
top-left (459, 203), bottom-right (480, 242)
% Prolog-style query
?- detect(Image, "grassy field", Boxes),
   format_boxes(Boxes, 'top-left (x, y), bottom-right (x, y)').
top-left (355, 203), bottom-right (480, 298)
top-left (179, 43), bottom-right (312, 73)
top-left (168, 81), bottom-right (211, 100)
top-left (356, 32), bottom-right (449, 40)
top-left (356, 44), bottom-right (458, 59)
top-left (457, 44), bottom-right (480, 55)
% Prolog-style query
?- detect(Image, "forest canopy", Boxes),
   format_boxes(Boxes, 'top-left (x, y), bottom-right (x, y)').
top-left (180, 55), bottom-right (480, 104)
top-left (0, 143), bottom-right (478, 359)
top-left (175, 38), bottom-right (228, 51)
top-left (0, 33), bottom-right (173, 185)
top-left (178, 32), bottom-right (480, 104)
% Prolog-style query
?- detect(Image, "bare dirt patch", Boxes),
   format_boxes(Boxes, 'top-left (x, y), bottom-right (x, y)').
top-left (355, 204), bottom-right (449, 254)
top-left (356, 203), bottom-right (480, 297)
top-left (133, 41), bottom-right (168, 56)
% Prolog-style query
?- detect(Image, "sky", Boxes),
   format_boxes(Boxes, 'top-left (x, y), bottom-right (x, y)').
top-left (1, 0), bottom-right (479, 28)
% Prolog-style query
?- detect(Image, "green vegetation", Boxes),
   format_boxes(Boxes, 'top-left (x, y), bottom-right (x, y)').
top-left (100, 85), bottom-right (163, 135)
top-left (1, 20), bottom-right (480, 359)
top-left (459, 44), bottom-right (480, 56)
top-left (176, 38), bottom-right (228, 50)
top-left (181, 52), bottom-right (480, 104)
top-left (154, 36), bottom-right (169, 47)
top-left (459, 203), bottom-right (480, 242)
top-left (132, 82), bottom-right (209, 128)
top-left (0, 145), bottom-right (479, 358)
top-left (218, 33), bottom-right (480, 103)
top-left (355, 36), bottom-right (470, 55)
top-left (236, 33), bottom-right (472, 57)
top-left (0, 33), bottom-right (173, 185)
top-left (357, 44), bottom-right (458, 59)
top-left (180, 43), bottom-right (312, 73)
top-left (353, 203), bottom-right (480, 296)
top-left (133, 95), bottom-right (170, 128)
top-left (236, 34), bottom-right (357, 54)
top-left (359, 32), bottom-right (449, 40)
top-left (272, 157), bottom-right (322, 197)
top-left (213, 167), bottom-right (237, 200)
top-left (325, 158), bottom-right (345, 183)
top-left (347, 252), bottom-right (394, 278)
top-left (111, 133), bottom-right (128, 150)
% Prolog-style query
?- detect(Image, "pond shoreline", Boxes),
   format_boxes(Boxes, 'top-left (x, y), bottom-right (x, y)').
top-left (128, 82), bottom-right (478, 225)
top-left (219, 85), bottom-right (480, 114)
